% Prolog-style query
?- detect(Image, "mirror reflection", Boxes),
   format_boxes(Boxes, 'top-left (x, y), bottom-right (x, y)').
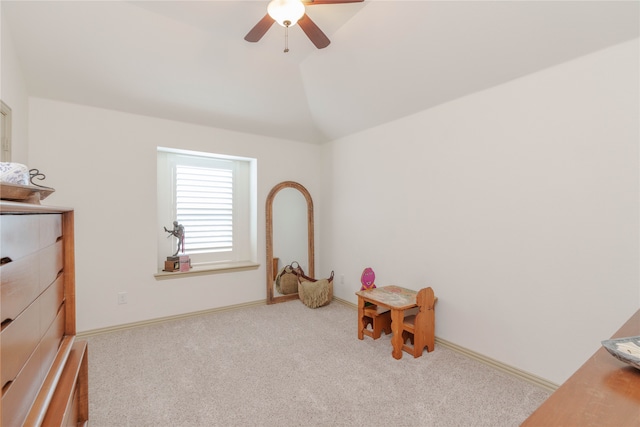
top-left (273, 188), bottom-right (308, 275)
top-left (266, 181), bottom-right (314, 304)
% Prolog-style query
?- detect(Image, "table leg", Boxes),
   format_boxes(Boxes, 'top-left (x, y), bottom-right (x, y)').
top-left (391, 308), bottom-right (404, 359)
top-left (357, 296), bottom-right (365, 340)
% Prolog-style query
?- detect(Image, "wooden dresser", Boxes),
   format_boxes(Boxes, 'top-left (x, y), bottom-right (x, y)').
top-left (521, 309), bottom-right (640, 427)
top-left (1, 201), bottom-right (88, 426)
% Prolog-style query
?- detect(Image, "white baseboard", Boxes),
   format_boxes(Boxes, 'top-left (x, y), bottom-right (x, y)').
top-left (333, 296), bottom-right (558, 392)
top-left (434, 337), bottom-right (558, 392)
top-left (77, 299), bottom-right (266, 338)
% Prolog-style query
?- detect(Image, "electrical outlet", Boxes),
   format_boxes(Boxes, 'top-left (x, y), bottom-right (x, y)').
top-left (340, 274), bottom-right (344, 284)
top-left (117, 292), bottom-right (128, 305)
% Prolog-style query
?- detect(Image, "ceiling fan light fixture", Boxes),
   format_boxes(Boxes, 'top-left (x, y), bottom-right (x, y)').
top-left (267, 0), bottom-right (305, 27)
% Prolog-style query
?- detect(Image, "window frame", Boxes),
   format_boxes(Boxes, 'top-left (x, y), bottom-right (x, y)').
top-left (156, 147), bottom-right (258, 276)
top-left (1, 101), bottom-right (12, 162)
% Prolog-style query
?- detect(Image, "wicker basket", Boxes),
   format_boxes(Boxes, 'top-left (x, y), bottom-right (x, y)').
top-left (275, 264), bottom-right (298, 295)
top-left (297, 271), bottom-right (334, 309)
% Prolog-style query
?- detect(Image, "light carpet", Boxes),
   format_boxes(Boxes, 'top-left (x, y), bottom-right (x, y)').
top-left (85, 300), bottom-right (550, 426)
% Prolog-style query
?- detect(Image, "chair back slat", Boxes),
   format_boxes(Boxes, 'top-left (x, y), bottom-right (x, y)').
top-left (401, 286), bottom-right (436, 357)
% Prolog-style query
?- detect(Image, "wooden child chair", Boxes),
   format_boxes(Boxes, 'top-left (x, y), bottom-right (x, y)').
top-left (401, 287), bottom-right (436, 357)
top-left (362, 305), bottom-right (392, 339)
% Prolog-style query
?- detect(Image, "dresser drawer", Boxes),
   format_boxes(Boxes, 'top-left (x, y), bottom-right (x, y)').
top-left (39, 214), bottom-right (62, 248)
top-left (39, 239), bottom-right (64, 292)
top-left (40, 275), bottom-right (65, 336)
top-left (1, 240), bottom-right (63, 326)
top-left (0, 214), bottom-right (40, 261)
top-left (1, 343), bottom-right (43, 427)
top-left (0, 279), bottom-right (64, 389)
top-left (1, 306), bottom-right (65, 427)
top-left (38, 304), bottom-right (66, 385)
top-left (0, 213), bottom-right (62, 261)
top-left (0, 251), bottom-right (40, 324)
top-left (1, 295), bottom-right (41, 389)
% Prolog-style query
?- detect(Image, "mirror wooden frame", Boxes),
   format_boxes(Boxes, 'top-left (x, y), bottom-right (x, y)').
top-left (266, 181), bottom-right (314, 304)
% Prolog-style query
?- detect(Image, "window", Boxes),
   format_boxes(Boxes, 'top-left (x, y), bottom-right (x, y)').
top-left (157, 147), bottom-right (257, 272)
top-left (1, 101), bottom-right (12, 162)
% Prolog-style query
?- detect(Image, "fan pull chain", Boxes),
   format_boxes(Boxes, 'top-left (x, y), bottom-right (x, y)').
top-left (284, 20), bottom-right (291, 53)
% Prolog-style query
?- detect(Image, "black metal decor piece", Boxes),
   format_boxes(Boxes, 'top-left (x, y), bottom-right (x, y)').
top-left (29, 169), bottom-right (47, 187)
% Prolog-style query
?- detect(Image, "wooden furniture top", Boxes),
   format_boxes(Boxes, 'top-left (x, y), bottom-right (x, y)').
top-left (356, 285), bottom-right (418, 310)
top-left (0, 200), bottom-right (73, 214)
top-left (522, 309), bottom-right (640, 427)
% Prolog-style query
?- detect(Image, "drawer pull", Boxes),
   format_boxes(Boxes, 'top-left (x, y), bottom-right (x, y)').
top-left (0, 256), bottom-right (12, 265)
top-left (2, 380), bottom-right (12, 396)
top-left (1, 317), bottom-right (13, 331)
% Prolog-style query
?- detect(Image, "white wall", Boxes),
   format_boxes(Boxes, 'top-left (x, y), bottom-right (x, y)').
top-left (1, 10), bottom-right (29, 163)
top-left (9, 15), bottom-right (638, 384)
top-left (320, 39), bottom-right (639, 385)
top-left (27, 98), bottom-right (322, 332)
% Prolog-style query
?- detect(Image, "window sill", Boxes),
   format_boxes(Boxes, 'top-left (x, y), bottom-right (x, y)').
top-left (154, 261), bottom-right (260, 280)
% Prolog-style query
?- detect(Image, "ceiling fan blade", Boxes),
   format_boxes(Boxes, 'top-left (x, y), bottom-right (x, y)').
top-left (298, 13), bottom-right (330, 49)
top-left (244, 14), bottom-right (275, 42)
top-left (304, 0), bottom-right (364, 4)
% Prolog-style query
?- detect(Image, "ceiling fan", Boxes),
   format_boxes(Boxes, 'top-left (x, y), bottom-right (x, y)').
top-left (245, 0), bottom-right (364, 51)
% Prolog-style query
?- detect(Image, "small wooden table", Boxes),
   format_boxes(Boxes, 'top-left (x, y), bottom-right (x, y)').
top-left (356, 285), bottom-right (419, 359)
top-left (521, 309), bottom-right (640, 426)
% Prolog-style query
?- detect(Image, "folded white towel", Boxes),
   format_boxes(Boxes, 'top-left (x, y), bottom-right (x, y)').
top-left (0, 162), bottom-right (29, 185)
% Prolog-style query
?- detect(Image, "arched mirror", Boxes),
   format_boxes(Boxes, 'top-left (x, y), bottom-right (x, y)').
top-left (266, 181), bottom-right (314, 304)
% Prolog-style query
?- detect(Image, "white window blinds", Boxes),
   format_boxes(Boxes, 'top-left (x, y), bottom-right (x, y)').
top-left (175, 164), bottom-right (234, 254)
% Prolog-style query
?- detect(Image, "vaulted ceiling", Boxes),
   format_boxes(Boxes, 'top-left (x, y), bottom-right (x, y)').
top-left (3, 1), bottom-right (639, 143)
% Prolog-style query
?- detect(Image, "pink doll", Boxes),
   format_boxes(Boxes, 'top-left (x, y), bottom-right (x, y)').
top-left (360, 267), bottom-right (376, 291)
